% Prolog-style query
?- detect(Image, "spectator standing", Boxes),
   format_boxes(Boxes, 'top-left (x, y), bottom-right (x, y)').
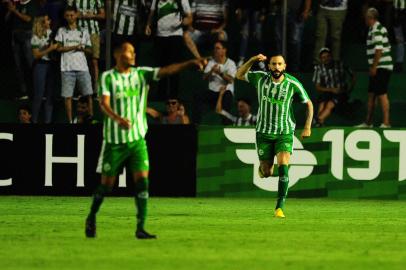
top-left (234, 0), bottom-right (267, 68)
top-left (393, 0), bottom-right (406, 72)
top-left (197, 41), bottom-right (236, 123)
top-left (215, 88), bottom-right (257, 126)
top-left (31, 14), bottom-right (58, 123)
top-left (356, 8), bottom-right (392, 128)
top-left (313, 0), bottom-right (347, 64)
top-left (5, 0), bottom-right (41, 100)
top-left (272, 0), bottom-right (312, 72)
top-left (68, 0), bottom-right (105, 93)
top-left (312, 47), bottom-right (355, 127)
top-left (111, 0), bottom-right (145, 54)
top-left (55, 5), bottom-right (93, 123)
top-left (189, 0), bottom-right (228, 47)
top-left (145, 0), bottom-right (193, 100)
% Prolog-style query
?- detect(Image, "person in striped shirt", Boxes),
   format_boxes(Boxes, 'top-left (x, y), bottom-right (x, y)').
top-left (236, 54), bottom-right (313, 218)
top-left (312, 47), bottom-right (355, 127)
top-left (85, 42), bottom-right (206, 239)
top-left (356, 8), bottom-right (392, 128)
top-left (68, 0), bottom-right (105, 94)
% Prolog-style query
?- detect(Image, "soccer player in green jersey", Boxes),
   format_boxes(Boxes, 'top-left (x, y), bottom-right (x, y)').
top-left (236, 54), bottom-right (314, 218)
top-left (85, 42), bottom-right (206, 239)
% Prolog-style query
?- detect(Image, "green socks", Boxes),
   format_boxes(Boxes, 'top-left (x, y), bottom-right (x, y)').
top-left (276, 165), bottom-right (289, 210)
top-left (89, 184), bottom-right (112, 219)
top-left (135, 178), bottom-right (149, 231)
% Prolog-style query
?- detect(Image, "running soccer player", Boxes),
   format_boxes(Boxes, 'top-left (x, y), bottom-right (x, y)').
top-left (236, 54), bottom-right (313, 218)
top-left (85, 42), bottom-right (206, 239)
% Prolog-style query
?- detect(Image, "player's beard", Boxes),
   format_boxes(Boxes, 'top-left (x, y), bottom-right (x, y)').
top-left (270, 69), bottom-right (285, 79)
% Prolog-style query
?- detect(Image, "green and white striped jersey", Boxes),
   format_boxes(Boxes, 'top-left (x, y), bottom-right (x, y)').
top-left (99, 67), bottom-right (160, 144)
top-left (367, 21), bottom-right (393, 70)
top-left (245, 71), bottom-right (310, 135)
top-left (113, 0), bottom-right (139, 35)
top-left (69, 0), bottom-right (104, 34)
top-left (394, 0), bottom-right (406, 10)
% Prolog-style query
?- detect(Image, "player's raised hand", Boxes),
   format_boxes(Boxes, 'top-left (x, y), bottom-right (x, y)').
top-left (116, 117), bottom-right (131, 129)
top-left (300, 128), bottom-right (311, 140)
top-left (255, 54), bottom-right (267, 62)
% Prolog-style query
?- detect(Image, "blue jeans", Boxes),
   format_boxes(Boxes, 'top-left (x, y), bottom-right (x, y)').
top-left (273, 11), bottom-right (305, 71)
top-left (32, 61), bottom-right (55, 123)
top-left (11, 30), bottom-right (34, 96)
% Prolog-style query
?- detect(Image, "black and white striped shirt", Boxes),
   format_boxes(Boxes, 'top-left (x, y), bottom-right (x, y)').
top-left (312, 61), bottom-right (353, 93)
top-left (220, 110), bottom-right (257, 126)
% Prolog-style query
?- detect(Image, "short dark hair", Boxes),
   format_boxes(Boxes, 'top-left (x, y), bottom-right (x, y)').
top-left (113, 42), bottom-right (135, 54)
top-left (237, 98), bottom-right (251, 106)
top-left (18, 104), bottom-right (31, 114)
top-left (64, 5), bottom-right (77, 13)
top-left (78, 96), bottom-right (90, 105)
top-left (214, 40), bottom-right (228, 50)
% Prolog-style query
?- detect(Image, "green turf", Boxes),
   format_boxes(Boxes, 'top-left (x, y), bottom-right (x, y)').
top-left (0, 197), bottom-right (406, 270)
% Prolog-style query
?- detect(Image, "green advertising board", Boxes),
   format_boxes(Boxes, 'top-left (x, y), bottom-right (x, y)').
top-left (197, 127), bottom-right (406, 199)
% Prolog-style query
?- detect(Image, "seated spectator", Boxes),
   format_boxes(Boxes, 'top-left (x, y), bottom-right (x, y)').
top-left (188, 0), bottom-right (228, 48)
top-left (55, 5), bottom-right (93, 123)
top-left (73, 96), bottom-right (96, 124)
top-left (31, 14), bottom-right (58, 124)
top-left (18, 104), bottom-right (32, 124)
top-left (215, 88), bottom-right (257, 126)
top-left (147, 99), bottom-right (191, 124)
top-left (195, 41), bottom-right (236, 123)
top-left (312, 48), bottom-right (355, 127)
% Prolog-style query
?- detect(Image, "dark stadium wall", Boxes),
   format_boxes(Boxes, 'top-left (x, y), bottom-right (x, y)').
top-left (0, 124), bottom-right (197, 197)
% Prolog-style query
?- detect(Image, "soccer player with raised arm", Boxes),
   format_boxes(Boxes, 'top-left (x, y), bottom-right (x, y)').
top-left (236, 54), bottom-right (313, 218)
top-left (85, 42), bottom-right (206, 239)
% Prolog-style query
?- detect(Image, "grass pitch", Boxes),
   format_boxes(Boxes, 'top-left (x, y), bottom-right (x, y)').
top-left (0, 197), bottom-right (405, 270)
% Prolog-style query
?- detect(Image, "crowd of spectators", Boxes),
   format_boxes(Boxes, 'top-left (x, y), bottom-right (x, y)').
top-left (1, 0), bottom-right (405, 126)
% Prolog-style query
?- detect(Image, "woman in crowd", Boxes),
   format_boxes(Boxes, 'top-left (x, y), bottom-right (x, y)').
top-left (31, 14), bottom-right (58, 123)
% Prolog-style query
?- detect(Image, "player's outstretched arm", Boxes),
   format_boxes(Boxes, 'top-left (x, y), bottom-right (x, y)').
top-left (301, 100), bottom-right (313, 140)
top-left (235, 54), bottom-right (267, 80)
top-left (157, 58), bottom-right (208, 78)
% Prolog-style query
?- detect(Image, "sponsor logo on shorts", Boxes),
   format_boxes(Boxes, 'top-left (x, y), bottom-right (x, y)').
top-left (284, 143), bottom-right (291, 148)
top-left (144, 160), bottom-right (149, 166)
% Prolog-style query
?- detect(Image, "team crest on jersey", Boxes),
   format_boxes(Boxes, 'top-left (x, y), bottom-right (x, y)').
top-left (258, 149), bottom-right (264, 156)
top-left (103, 163), bottom-right (111, 172)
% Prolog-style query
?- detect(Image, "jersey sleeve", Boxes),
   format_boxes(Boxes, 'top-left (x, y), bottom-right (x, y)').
top-left (226, 60), bottom-right (237, 78)
top-left (204, 60), bottom-right (215, 74)
top-left (219, 110), bottom-right (237, 123)
top-left (31, 35), bottom-right (39, 48)
top-left (244, 71), bottom-right (265, 87)
top-left (55, 28), bottom-right (63, 45)
top-left (98, 71), bottom-right (112, 97)
top-left (182, 0), bottom-right (191, 14)
top-left (139, 67), bottom-right (160, 83)
top-left (83, 30), bottom-right (92, 47)
top-left (372, 31), bottom-right (384, 50)
top-left (312, 66), bottom-right (320, 84)
top-left (293, 80), bottom-right (310, 103)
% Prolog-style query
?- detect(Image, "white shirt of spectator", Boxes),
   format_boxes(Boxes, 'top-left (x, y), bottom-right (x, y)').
top-left (151, 0), bottom-right (191, 37)
top-left (31, 29), bottom-right (52, 61)
top-left (55, 27), bottom-right (91, 72)
top-left (204, 58), bottom-right (237, 94)
top-left (320, 0), bottom-right (347, 11)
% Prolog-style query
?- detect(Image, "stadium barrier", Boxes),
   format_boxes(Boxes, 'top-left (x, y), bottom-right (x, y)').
top-left (197, 126), bottom-right (406, 199)
top-left (0, 124), bottom-right (197, 197)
